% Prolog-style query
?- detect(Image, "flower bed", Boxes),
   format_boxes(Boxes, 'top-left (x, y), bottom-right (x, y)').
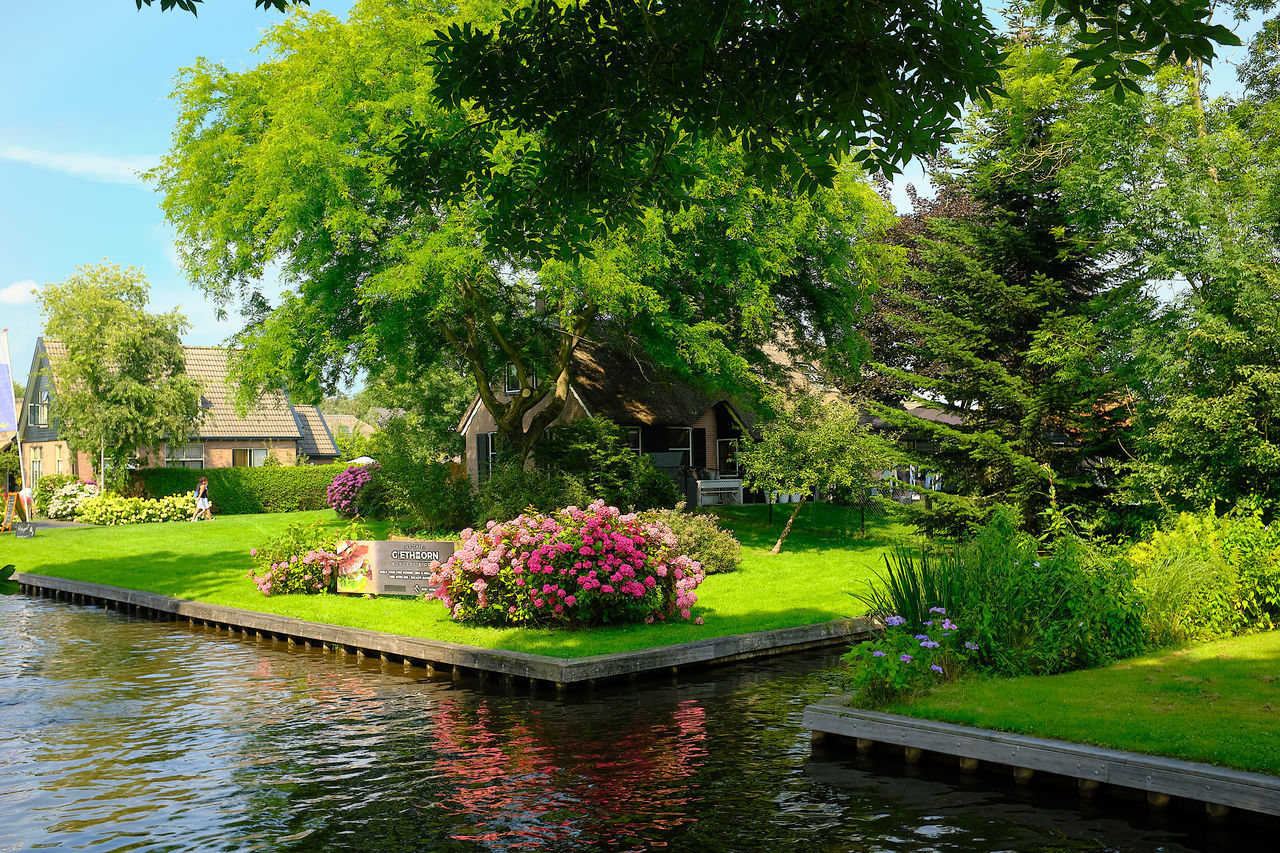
top-left (429, 500), bottom-right (705, 627)
top-left (75, 493), bottom-right (195, 525)
top-left (46, 480), bottom-right (99, 519)
top-left (247, 518), bottom-right (369, 596)
top-left (842, 607), bottom-right (976, 707)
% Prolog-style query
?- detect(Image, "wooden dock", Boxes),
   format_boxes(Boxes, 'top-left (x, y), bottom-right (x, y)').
top-left (805, 698), bottom-right (1280, 819)
top-left (15, 572), bottom-right (871, 688)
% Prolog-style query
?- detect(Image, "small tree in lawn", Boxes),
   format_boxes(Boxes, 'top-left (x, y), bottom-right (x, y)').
top-left (738, 391), bottom-right (897, 553)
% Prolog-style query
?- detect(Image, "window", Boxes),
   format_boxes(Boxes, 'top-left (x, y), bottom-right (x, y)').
top-left (30, 446), bottom-right (43, 484)
top-left (503, 364), bottom-right (539, 395)
top-left (167, 443), bottom-right (205, 469)
top-left (666, 427), bottom-right (693, 466)
top-left (232, 448), bottom-right (269, 467)
top-left (29, 390), bottom-right (49, 428)
top-left (476, 432), bottom-right (500, 480)
top-left (54, 444), bottom-right (64, 476)
top-left (623, 427), bottom-right (642, 454)
top-left (717, 438), bottom-right (741, 476)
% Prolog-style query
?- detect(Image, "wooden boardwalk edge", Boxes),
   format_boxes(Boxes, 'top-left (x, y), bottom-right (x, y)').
top-left (14, 572), bottom-right (873, 686)
top-left (803, 699), bottom-right (1280, 817)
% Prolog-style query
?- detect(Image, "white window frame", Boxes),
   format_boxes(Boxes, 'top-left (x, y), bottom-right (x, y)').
top-left (232, 447), bottom-right (270, 468)
top-left (30, 390), bottom-right (49, 428)
top-left (31, 445), bottom-right (43, 484)
top-left (166, 443), bottom-right (206, 469)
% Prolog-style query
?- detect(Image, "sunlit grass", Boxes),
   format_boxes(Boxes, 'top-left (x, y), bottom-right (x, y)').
top-left (6, 502), bottom-right (906, 657)
top-left (892, 631), bottom-right (1280, 775)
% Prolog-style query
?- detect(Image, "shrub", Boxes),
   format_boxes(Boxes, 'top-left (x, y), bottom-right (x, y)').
top-left (640, 503), bottom-right (742, 574)
top-left (46, 480), bottom-right (99, 520)
top-left (392, 461), bottom-right (473, 534)
top-left (133, 464), bottom-right (345, 514)
top-left (474, 462), bottom-right (580, 525)
top-left (534, 416), bottom-right (680, 511)
top-left (246, 518), bottom-right (369, 595)
top-left (430, 499), bottom-right (705, 627)
top-left (327, 464), bottom-right (383, 518)
top-left (34, 473), bottom-right (78, 516)
top-left (857, 508), bottom-right (1145, 677)
top-left (75, 493), bottom-right (196, 525)
top-left (842, 608), bottom-right (977, 707)
top-left (1129, 507), bottom-right (1280, 643)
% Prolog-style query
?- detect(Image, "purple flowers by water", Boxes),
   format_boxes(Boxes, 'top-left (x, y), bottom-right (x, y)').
top-left (964, 641), bottom-right (980, 651)
top-left (884, 615), bottom-right (907, 627)
top-left (930, 664), bottom-right (943, 673)
top-left (900, 654), bottom-right (913, 663)
top-left (920, 639), bottom-right (940, 649)
top-left (928, 606), bottom-right (946, 614)
top-left (872, 650), bottom-right (886, 657)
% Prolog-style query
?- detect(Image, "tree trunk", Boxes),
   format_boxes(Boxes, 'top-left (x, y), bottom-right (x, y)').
top-left (770, 496), bottom-right (806, 554)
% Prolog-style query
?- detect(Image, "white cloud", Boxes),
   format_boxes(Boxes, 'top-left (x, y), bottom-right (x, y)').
top-left (0, 144), bottom-right (156, 185)
top-left (0, 280), bottom-right (37, 306)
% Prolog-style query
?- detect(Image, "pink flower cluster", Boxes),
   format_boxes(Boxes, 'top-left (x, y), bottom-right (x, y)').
top-left (248, 548), bottom-right (339, 596)
top-left (430, 500), bottom-right (705, 627)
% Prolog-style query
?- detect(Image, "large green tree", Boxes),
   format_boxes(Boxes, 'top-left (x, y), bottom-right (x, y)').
top-left (152, 0), bottom-right (896, 463)
top-left (860, 25), bottom-right (1131, 535)
top-left (141, 0), bottom-right (1240, 259)
top-left (38, 263), bottom-right (202, 488)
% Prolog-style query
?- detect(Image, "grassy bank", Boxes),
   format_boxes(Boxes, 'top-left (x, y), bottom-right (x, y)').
top-left (5, 502), bottom-right (904, 657)
top-left (890, 631), bottom-right (1280, 775)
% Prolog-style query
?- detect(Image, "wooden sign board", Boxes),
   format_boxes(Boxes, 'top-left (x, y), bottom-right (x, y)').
top-left (1, 494), bottom-right (15, 533)
top-left (334, 540), bottom-right (455, 596)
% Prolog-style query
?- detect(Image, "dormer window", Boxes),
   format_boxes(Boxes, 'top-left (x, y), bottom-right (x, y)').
top-left (29, 390), bottom-right (49, 428)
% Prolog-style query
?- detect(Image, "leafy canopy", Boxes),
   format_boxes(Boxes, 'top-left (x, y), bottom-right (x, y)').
top-left (151, 0), bottom-right (897, 461)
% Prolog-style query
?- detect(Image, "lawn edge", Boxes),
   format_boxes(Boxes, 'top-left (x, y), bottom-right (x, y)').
top-left (16, 572), bottom-right (874, 686)
top-left (804, 697), bottom-right (1280, 816)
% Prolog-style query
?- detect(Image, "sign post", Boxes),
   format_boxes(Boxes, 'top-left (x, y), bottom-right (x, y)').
top-left (334, 540), bottom-right (455, 596)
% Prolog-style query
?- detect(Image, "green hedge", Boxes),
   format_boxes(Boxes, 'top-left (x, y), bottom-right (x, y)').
top-left (132, 464), bottom-right (345, 515)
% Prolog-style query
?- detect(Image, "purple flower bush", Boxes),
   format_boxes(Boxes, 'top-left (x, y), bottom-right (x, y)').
top-left (841, 608), bottom-right (977, 707)
top-left (327, 464), bottom-right (379, 517)
top-left (429, 499), bottom-right (705, 627)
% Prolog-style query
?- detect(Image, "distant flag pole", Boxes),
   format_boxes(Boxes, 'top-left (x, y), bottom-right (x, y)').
top-left (0, 328), bottom-right (24, 491)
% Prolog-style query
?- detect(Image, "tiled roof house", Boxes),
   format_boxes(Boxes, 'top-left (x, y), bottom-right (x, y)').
top-left (14, 338), bottom-right (339, 486)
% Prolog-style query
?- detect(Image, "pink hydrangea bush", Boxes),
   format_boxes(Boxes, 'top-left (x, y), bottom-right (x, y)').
top-left (429, 500), bottom-right (705, 627)
top-left (247, 519), bottom-right (368, 596)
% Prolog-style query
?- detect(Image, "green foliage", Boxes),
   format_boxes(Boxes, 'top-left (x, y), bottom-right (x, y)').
top-left (428, 0), bottom-right (1233, 258)
top-left (151, 0), bottom-right (897, 464)
top-left (474, 462), bottom-right (579, 527)
top-left (75, 493), bottom-right (196, 525)
top-left (855, 546), bottom-right (960, 630)
top-left (132, 464), bottom-right (344, 514)
top-left (860, 508), bottom-right (1146, 677)
top-left (38, 263), bottom-right (202, 489)
top-left (842, 613), bottom-right (974, 708)
top-left (738, 390), bottom-right (896, 551)
top-left (246, 517), bottom-right (370, 596)
top-left (535, 417), bottom-right (680, 512)
top-left (33, 473), bottom-right (78, 516)
top-left (0, 564), bottom-right (17, 596)
top-left (0, 445), bottom-right (20, 490)
top-left (1128, 507), bottom-right (1280, 644)
top-left (640, 504), bottom-right (742, 575)
top-left (358, 411), bottom-right (473, 529)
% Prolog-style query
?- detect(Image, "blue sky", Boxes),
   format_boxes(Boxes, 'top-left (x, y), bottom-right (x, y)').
top-left (0, 1), bottom-right (1264, 393)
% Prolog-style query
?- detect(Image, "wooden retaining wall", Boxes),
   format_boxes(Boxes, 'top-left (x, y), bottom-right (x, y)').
top-left (14, 572), bottom-right (872, 688)
top-left (805, 698), bottom-right (1280, 820)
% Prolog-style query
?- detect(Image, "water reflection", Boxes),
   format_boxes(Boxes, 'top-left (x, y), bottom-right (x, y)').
top-left (0, 594), bottom-right (1268, 852)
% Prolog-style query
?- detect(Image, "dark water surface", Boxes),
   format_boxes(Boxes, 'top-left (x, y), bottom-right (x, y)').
top-left (0, 595), bottom-right (1266, 852)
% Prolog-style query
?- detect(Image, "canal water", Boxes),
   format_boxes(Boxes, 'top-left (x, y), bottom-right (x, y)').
top-left (0, 594), bottom-right (1267, 852)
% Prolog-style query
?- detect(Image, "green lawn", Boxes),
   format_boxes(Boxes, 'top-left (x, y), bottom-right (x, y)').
top-left (6, 502), bottom-right (904, 657)
top-left (891, 631), bottom-right (1280, 776)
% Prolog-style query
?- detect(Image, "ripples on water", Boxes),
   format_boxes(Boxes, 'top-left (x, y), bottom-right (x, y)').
top-left (0, 595), bottom-right (1265, 852)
